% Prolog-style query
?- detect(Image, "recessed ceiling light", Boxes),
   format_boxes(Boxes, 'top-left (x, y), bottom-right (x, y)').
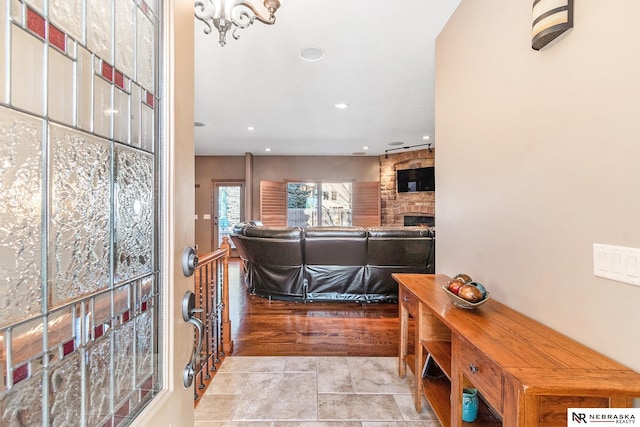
top-left (247, 126), bottom-right (255, 131)
top-left (265, 148), bottom-right (271, 152)
top-left (422, 135), bottom-right (431, 140)
top-left (194, 122), bottom-right (205, 127)
top-left (334, 103), bottom-right (349, 109)
top-left (363, 146), bottom-right (369, 150)
top-left (389, 141), bottom-right (404, 146)
top-left (299, 47), bottom-right (325, 62)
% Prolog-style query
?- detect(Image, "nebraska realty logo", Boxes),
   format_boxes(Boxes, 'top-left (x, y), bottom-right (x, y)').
top-left (568, 408), bottom-right (640, 425)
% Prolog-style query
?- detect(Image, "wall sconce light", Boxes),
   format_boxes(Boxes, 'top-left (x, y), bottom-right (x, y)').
top-left (531, 0), bottom-right (573, 50)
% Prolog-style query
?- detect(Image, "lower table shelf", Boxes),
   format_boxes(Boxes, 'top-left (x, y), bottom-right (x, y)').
top-left (422, 375), bottom-right (452, 426)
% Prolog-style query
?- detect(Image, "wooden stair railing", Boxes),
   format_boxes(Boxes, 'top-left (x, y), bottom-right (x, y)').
top-left (193, 237), bottom-right (233, 404)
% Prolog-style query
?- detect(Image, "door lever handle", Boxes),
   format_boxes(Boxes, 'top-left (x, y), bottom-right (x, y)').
top-left (183, 316), bottom-right (204, 388)
top-left (182, 291), bottom-right (204, 388)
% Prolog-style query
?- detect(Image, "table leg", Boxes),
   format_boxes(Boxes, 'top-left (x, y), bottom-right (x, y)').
top-left (399, 303), bottom-right (408, 378)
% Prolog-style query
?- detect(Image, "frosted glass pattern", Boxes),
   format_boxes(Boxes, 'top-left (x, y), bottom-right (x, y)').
top-left (113, 285), bottom-right (130, 317)
top-left (114, 87), bottom-right (130, 144)
top-left (12, 317), bottom-right (45, 366)
top-left (0, 0), bottom-right (161, 423)
top-left (0, 3), bottom-right (7, 104)
top-left (136, 9), bottom-right (154, 92)
top-left (11, 26), bottom-right (45, 116)
top-left (49, 354), bottom-right (82, 427)
top-left (141, 103), bottom-right (154, 152)
top-left (87, 0), bottom-right (113, 62)
top-left (115, 0), bottom-right (136, 78)
top-left (76, 46), bottom-right (93, 132)
top-left (0, 372), bottom-right (43, 426)
top-left (0, 107), bottom-right (43, 327)
top-left (114, 321), bottom-right (135, 405)
top-left (136, 307), bottom-right (154, 383)
top-left (130, 83), bottom-right (141, 147)
top-left (48, 47), bottom-right (74, 126)
top-left (93, 75), bottom-right (112, 138)
top-left (49, 0), bottom-right (83, 42)
top-left (87, 336), bottom-right (111, 426)
top-left (115, 146), bottom-right (153, 282)
top-left (93, 291), bottom-right (112, 326)
top-left (47, 307), bottom-right (74, 352)
top-left (22, 0), bottom-right (44, 15)
top-left (49, 124), bottom-right (111, 307)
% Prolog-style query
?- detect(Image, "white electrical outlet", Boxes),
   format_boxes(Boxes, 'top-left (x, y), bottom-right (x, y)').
top-left (593, 243), bottom-right (640, 286)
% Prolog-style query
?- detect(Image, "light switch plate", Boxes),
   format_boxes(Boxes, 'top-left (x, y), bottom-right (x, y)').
top-left (593, 243), bottom-right (640, 286)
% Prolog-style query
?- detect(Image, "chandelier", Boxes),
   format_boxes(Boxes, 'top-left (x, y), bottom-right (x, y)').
top-left (195, 0), bottom-right (282, 47)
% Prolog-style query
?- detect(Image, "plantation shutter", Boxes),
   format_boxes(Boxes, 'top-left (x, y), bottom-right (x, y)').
top-left (352, 181), bottom-right (380, 227)
top-left (259, 180), bottom-right (287, 226)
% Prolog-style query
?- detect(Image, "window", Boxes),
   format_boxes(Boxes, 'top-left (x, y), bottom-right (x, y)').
top-left (287, 182), bottom-right (352, 227)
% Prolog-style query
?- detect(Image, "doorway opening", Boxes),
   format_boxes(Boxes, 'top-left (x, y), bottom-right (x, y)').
top-left (212, 181), bottom-right (245, 254)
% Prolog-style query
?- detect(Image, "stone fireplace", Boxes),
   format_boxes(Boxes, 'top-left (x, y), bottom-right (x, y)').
top-left (403, 215), bottom-right (435, 227)
top-left (379, 149), bottom-right (435, 226)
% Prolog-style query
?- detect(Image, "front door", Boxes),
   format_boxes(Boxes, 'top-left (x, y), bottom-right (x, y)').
top-left (0, 0), bottom-right (196, 426)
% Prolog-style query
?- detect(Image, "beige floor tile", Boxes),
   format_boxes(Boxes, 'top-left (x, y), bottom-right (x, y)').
top-left (195, 394), bottom-right (243, 421)
top-left (318, 394), bottom-right (403, 421)
top-left (195, 356), bottom-right (441, 426)
top-left (318, 357), bottom-right (354, 394)
top-left (218, 357), bottom-right (286, 373)
top-left (362, 422), bottom-right (441, 427)
top-left (195, 422), bottom-right (274, 427)
top-left (233, 373), bottom-right (317, 421)
top-left (392, 395), bottom-right (437, 421)
top-left (348, 357), bottom-right (413, 395)
top-left (283, 357), bottom-right (318, 373)
top-left (274, 423), bottom-right (361, 427)
top-left (207, 372), bottom-right (251, 395)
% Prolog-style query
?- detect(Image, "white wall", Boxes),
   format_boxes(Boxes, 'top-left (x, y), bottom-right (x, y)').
top-left (436, 1), bottom-right (640, 371)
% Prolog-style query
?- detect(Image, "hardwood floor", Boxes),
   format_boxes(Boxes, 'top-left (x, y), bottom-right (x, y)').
top-left (227, 259), bottom-right (402, 357)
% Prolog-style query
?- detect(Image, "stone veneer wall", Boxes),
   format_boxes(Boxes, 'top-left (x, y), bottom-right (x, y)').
top-left (380, 149), bottom-right (435, 226)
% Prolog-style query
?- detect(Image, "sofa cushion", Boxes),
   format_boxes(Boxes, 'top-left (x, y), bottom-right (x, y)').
top-left (366, 226), bottom-right (434, 266)
top-left (244, 225), bottom-right (303, 239)
top-left (303, 226), bottom-right (367, 265)
top-left (304, 226), bottom-right (366, 238)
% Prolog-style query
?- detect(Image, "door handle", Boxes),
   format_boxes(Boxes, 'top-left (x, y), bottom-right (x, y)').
top-left (182, 291), bottom-right (204, 388)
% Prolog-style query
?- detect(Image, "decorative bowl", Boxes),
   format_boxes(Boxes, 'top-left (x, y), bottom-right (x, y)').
top-left (442, 285), bottom-right (491, 309)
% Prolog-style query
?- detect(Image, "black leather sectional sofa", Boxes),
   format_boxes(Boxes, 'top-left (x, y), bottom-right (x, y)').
top-left (230, 224), bottom-right (435, 302)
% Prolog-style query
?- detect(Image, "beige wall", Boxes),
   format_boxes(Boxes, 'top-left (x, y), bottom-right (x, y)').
top-left (436, 1), bottom-right (640, 371)
top-left (195, 155), bottom-right (379, 252)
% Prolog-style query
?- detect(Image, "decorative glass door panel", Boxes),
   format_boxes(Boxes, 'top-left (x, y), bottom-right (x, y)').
top-left (0, 0), bottom-right (162, 425)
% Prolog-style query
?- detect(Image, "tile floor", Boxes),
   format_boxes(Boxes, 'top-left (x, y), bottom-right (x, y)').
top-left (194, 356), bottom-right (441, 427)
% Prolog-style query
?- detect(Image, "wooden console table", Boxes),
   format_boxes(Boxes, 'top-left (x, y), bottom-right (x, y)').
top-left (394, 273), bottom-right (640, 427)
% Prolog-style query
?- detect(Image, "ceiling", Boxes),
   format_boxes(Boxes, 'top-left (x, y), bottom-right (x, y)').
top-left (193, 0), bottom-right (461, 157)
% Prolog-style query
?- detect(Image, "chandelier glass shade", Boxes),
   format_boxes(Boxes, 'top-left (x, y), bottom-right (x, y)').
top-left (195, 0), bottom-right (282, 46)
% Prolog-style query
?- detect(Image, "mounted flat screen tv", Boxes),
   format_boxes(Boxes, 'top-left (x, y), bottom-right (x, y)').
top-left (397, 167), bottom-right (435, 193)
